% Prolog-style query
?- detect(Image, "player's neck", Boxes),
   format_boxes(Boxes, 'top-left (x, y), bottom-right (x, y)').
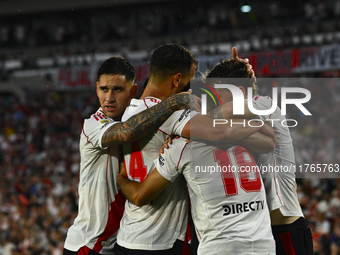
top-left (140, 80), bottom-right (173, 101)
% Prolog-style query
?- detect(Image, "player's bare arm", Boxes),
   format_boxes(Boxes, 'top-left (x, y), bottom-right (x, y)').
top-left (117, 168), bottom-right (170, 206)
top-left (102, 92), bottom-right (200, 146)
top-left (181, 114), bottom-right (266, 143)
top-left (238, 131), bottom-right (275, 154)
top-left (207, 101), bottom-right (276, 153)
top-left (182, 116), bottom-right (275, 153)
top-left (209, 100), bottom-right (257, 120)
top-left (228, 124), bottom-right (275, 154)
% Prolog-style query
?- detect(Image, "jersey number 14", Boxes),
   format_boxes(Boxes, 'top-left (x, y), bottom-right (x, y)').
top-left (127, 141), bottom-right (148, 182)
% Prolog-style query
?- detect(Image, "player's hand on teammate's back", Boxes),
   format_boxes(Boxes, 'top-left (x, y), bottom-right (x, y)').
top-left (175, 90), bottom-right (201, 112)
top-left (187, 89), bottom-right (202, 112)
top-left (159, 136), bottom-right (174, 156)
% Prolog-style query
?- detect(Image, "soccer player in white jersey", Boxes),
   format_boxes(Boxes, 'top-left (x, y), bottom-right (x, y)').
top-left (115, 44), bottom-right (275, 255)
top-left (115, 66), bottom-right (277, 254)
top-left (63, 57), bottom-right (200, 255)
top-left (118, 138), bottom-right (276, 255)
top-left (206, 54), bottom-right (314, 254)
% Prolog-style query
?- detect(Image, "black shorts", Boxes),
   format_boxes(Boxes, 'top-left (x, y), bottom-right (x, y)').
top-left (272, 217), bottom-right (313, 255)
top-left (114, 240), bottom-right (184, 255)
top-left (63, 247), bottom-right (101, 255)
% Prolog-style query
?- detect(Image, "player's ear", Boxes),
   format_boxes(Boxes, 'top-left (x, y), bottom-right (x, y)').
top-left (173, 73), bottom-right (182, 88)
top-left (96, 81), bottom-right (99, 95)
top-left (130, 84), bottom-right (138, 98)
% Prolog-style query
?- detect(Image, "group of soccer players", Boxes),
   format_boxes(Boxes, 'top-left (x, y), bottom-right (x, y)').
top-left (63, 43), bottom-right (314, 255)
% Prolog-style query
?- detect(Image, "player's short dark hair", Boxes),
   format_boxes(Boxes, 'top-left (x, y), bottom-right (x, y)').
top-left (97, 56), bottom-right (135, 82)
top-left (206, 59), bottom-right (258, 94)
top-left (149, 43), bottom-right (197, 79)
top-left (207, 59), bottom-right (250, 79)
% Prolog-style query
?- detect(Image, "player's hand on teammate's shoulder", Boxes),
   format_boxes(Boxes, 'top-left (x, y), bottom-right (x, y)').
top-left (169, 90), bottom-right (201, 112)
top-left (232, 46), bottom-right (257, 84)
top-left (187, 89), bottom-right (202, 112)
top-left (183, 89), bottom-right (201, 112)
top-left (159, 136), bottom-right (175, 156)
top-left (159, 136), bottom-right (192, 156)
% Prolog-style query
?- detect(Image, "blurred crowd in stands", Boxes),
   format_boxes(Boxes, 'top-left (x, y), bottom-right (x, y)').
top-left (0, 91), bottom-right (98, 255)
top-left (1, 0), bottom-right (340, 254)
top-left (0, 77), bottom-right (339, 254)
top-left (0, 0), bottom-right (340, 60)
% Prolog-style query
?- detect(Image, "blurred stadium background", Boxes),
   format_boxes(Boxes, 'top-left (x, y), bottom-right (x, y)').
top-left (0, 0), bottom-right (340, 254)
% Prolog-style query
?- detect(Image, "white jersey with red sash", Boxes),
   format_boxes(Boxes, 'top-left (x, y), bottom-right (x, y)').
top-left (64, 108), bottom-right (125, 254)
top-left (118, 97), bottom-right (197, 251)
top-left (155, 138), bottom-right (275, 255)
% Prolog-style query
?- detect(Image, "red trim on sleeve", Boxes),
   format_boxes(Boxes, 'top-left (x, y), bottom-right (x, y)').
top-left (106, 149), bottom-right (111, 210)
top-left (82, 121), bottom-right (95, 148)
top-left (195, 227), bottom-right (202, 240)
top-left (176, 142), bottom-right (189, 171)
top-left (143, 99), bottom-right (149, 109)
top-left (144, 97), bottom-right (161, 104)
top-left (158, 128), bottom-right (170, 136)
